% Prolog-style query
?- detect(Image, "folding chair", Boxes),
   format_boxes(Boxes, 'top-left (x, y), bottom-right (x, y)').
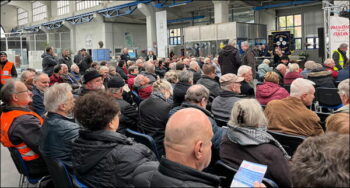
top-left (267, 130), bottom-right (306, 156)
top-left (125, 128), bottom-right (161, 160)
top-left (71, 175), bottom-right (88, 188)
top-left (43, 157), bottom-right (73, 188)
top-left (8, 147), bottom-right (44, 187)
top-left (283, 85), bottom-right (290, 93)
top-left (314, 87), bottom-right (342, 114)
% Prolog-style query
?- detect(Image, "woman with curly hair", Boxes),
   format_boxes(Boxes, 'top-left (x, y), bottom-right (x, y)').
top-left (71, 91), bottom-right (156, 187)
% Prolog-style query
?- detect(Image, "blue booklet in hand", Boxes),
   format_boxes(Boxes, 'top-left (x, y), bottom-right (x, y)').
top-left (230, 160), bottom-right (267, 187)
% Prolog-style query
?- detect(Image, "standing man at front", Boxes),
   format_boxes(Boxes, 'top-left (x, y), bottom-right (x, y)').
top-left (218, 39), bottom-right (241, 75)
top-left (121, 48), bottom-right (130, 62)
top-left (0, 52), bottom-right (17, 90)
top-left (332, 43), bottom-right (348, 71)
top-left (241, 41), bottom-right (257, 79)
top-left (42, 47), bottom-right (58, 77)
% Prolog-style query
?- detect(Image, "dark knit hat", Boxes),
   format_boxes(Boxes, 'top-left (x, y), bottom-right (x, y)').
top-left (0, 52), bottom-right (7, 56)
top-left (83, 70), bottom-right (102, 84)
top-left (107, 76), bottom-right (125, 88)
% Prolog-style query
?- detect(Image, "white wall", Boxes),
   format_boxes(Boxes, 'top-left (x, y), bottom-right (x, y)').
top-left (75, 20), bottom-right (106, 50)
top-left (112, 23), bottom-right (147, 54)
top-left (1, 6), bottom-right (18, 32)
top-left (255, 9), bottom-right (276, 35)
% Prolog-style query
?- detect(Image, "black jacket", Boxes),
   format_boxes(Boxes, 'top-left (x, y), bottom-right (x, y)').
top-left (197, 75), bottom-right (222, 97)
top-left (41, 52), bottom-right (58, 76)
top-left (220, 134), bottom-right (291, 187)
top-left (211, 90), bottom-right (243, 121)
top-left (172, 82), bottom-right (191, 108)
top-left (133, 158), bottom-right (221, 187)
top-left (31, 86), bottom-right (46, 117)
top-left (121, 53), bottom-right (130, 61)
top-left (78, 55), bottom-right (93, 75)
top-left (58, 56), bottom-right (72, 71)
top-left (218, 45), bottom-right (241, 75)
top-left (72, 130), bottom-right (156, 188)
top-left (307, 70), bottom-right (336, 88)
top-left (115, 99), bottom-right (138, 134)
top-left (39, 112), bottom-right (79, 168)
top-left (240, 81), bottom-right (255, 97)
top-left (189, 69), bottom-right (201, 84)
top-left (138, 95), bottom-right (172, 156)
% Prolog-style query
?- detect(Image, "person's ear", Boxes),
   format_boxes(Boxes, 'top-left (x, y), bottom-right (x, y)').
top-left (194, 140), bottom-right (203, 160)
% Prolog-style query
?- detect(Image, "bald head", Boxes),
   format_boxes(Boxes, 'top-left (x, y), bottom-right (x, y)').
top-left (165, 108), bottom-right (213, 170)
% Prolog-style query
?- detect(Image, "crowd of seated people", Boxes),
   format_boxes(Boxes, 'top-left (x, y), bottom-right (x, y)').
top-left (0, 43), bottom-right (349, 188)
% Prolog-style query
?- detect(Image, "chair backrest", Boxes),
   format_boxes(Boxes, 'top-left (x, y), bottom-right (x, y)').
top-left (71, 175), bottom-right (88, 188)
top-left (214, 160), bottom-right (278, 188)
top-left (125, 128), bottom-right (160, 160)
top-left (43, 157), bottom-right (73, 188)
top-left (267, 130), bottom-right (306, 156)
top-left (315, 87), bottom-right (342, 107)
top-left (8, 147), bottom-right (42, 184)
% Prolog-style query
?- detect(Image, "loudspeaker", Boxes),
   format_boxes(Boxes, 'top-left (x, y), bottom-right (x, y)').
top-left (318, 27), bottom-right (324, 59)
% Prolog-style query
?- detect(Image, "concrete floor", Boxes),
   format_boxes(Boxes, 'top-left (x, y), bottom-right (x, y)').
top-left (1, 145), bottom-right (21, 187)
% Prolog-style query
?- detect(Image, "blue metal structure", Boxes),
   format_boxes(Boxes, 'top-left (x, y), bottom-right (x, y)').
top-left (16, 0), bottom-right (153, 32)
top-left (153, 0), bottom-right (193, 8)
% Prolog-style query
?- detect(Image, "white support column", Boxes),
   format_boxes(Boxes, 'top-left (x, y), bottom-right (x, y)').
top-left (62, 21), bottom-right (76, 53)
top-left (137, 3), bottom-right (157, 51)
top-left (213, 1), bottom-right (229, 24)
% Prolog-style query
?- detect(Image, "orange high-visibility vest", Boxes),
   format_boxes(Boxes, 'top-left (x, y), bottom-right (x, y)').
top-left (1, 110), bottom-right (43, 161)
top-left (0, 61), bottom-right (14, 85)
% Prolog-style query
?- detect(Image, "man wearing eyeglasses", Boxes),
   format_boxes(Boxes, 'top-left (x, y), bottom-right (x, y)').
top-left (0, 52), bottom-right (18, 90)
top-left (0, 79), bottom-right (48, 178)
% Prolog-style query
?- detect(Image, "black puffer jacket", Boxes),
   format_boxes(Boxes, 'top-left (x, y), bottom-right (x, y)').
top-left (72, 130), bottom-right (157, 188)
top-left (138, 94), bottom-right (172, 156)
top-left (115, 99), bottom-right (138, 134)
top-left (307, 70), bottom-right (336, 88)
top-left (172, 82), bottom-right (191, 108)
top-left (133, 158), bottom-right (221, 187)
top-left (218, 45), bottom-right (242, 75)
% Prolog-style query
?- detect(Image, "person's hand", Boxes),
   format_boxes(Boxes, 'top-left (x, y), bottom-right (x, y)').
top-left (253, 182), bottom-right (266, 188)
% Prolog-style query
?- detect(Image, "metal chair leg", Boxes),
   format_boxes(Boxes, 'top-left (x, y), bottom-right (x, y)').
top-left (18, 174), bottom-right (23, 187)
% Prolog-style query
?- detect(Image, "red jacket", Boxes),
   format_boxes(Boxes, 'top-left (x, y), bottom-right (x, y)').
top-left (49, 74), bottom-right (63, 86)
top-left (325, 67), bottom-right (338, 79)
top-left (138, 85), bottom-right (153, 99)
top-left (127, 74), bottom-right (137, 90)
top-left (283, 72), bottom-right (302, 85)
top-left (256, 82), bottom-right (289, 105)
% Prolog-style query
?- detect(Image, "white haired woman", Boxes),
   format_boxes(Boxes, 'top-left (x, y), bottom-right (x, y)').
top-left (220, 99), bottom-right (291, 187)
top-left (257, 59), bottom-right (273, 80)
top-left (138, 79), bottom-right (173, 156)
top-left (284, 63), bottom-right (302, 85)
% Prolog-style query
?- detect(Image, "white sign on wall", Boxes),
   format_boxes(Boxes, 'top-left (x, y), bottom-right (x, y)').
top-left (156, 10), bottom-right (168, 58)
top-left (329, 16), bottom-right (350, 57)
top-left (28, 51), bottom-right (44, 71)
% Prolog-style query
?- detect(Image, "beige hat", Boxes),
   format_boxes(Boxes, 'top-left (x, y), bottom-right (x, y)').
top-left (219, 73), bottom-right (244, 85)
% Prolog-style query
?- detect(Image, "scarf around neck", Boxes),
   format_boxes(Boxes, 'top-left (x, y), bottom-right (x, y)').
top-left (227, 124), bottom-right (290, 159)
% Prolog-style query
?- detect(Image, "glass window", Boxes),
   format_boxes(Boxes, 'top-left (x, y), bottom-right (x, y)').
top-left (18, 8), bottom-right (28, 25)
top-left (295, 39), bottom-right (302, 50)
top-left (57, 1), bottom-right (70, 16)
top-left (169, 28), bottom-right (182, 45)
top-left (294, 26), bottom-right (302, 38)
top-left (32, 1), bottom-right (47, 22)
top-left (306, 38), bottom-right (314, 49)
top-left (286, 15), bottom-right (294, 27)
top-left (76, 1), bottom-right (101, 11)
top-left (294, 14), bottom-right (302, 26)
top-left (279, 16), bottom-right (286, 28)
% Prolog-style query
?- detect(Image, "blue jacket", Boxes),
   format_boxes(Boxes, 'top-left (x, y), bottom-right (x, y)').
top-left (336, 68), bottom-right (349, 81)
top-left (168, 103), bottom-right (226, 153)
top-left (32, 86), bottom-right (46, 117)
top-left (39, 112), bottom-right (79, 168)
